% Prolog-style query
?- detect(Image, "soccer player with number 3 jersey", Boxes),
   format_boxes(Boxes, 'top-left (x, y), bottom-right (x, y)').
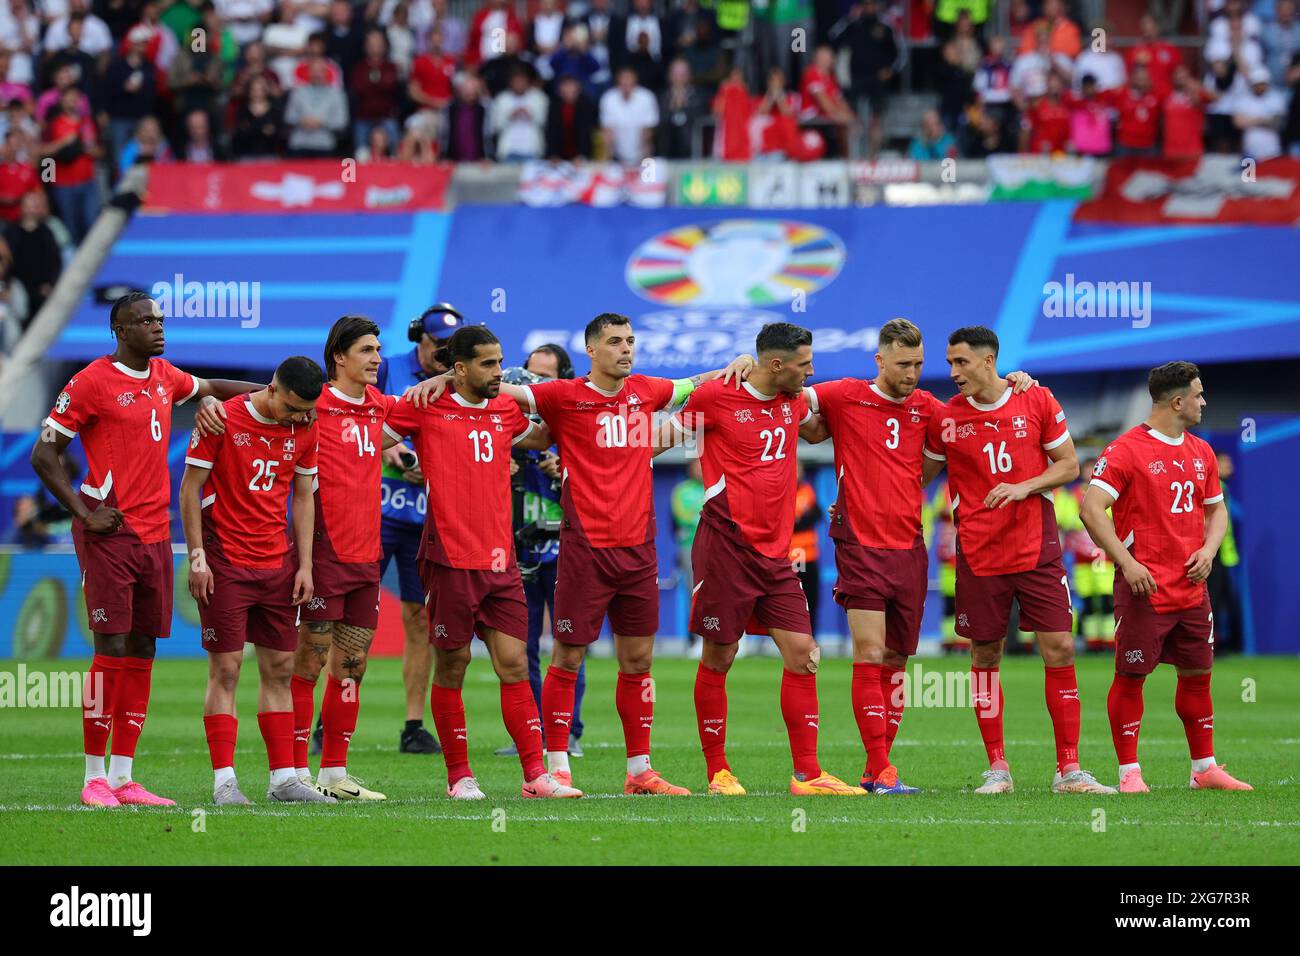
top-left (1082, 362), bottom-right (1251, 793)
top-left (924, 327), bottom-right (1116, 795)
top-left (32, 292), bottom-right (259, 809)
top-left (384, 326), bottom-right (582, 800)
top-left (181, 357), bottom-right (334, 806)
top-left (659, 323), bottom-right (866, 797)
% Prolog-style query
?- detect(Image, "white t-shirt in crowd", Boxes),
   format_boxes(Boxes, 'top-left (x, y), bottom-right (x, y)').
top-left (1234, 87), bottom-right (1286, 159)
top-left (599, 85), bottom-right (658, 164)
top-left (1072, 49), bottom-right (1126, 92)
top-left (491, 87), bottom-right (548, 159)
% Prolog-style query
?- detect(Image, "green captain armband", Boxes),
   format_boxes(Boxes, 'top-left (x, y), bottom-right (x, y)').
top-left (670, 378), bottom-right (697, 406)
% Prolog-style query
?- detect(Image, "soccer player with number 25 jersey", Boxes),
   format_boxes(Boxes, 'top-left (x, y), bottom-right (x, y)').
top-left (181, 357), bottom-right (334, 806)
top-left (1082, 362), bottom-right (1251, 793)
top-left (32, 292), bottom-right (259, 809)
top-left (924, 327), bottom-right (1115, 796)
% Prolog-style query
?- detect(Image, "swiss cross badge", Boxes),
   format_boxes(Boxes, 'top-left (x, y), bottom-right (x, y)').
top-left (283, 438), bottom-right (295, 453)
top-left (1012, 415), bottom-right (1027, 430)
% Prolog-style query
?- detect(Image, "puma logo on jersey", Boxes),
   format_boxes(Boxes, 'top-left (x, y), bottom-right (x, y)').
top-left (1172, 460), bottom-right (1184, 471)
top-left (760, 408), bottom-right (775, 419)
top-left (258, 436), bottom-right (273, 449)
top-left (983, 421), bottom-right (1000, 432)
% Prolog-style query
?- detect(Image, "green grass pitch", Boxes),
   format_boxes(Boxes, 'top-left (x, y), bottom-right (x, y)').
top-left (1, 654), bottom-right (1296, 865)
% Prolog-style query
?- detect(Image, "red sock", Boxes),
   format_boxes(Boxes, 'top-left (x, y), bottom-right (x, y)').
top-left (852, 662), bottom-right (889, 777)
top-left (693, 664), bottom-right (730, 779)
top-left (780, 669), bottom-right (821, 779)
top-left (971, 666), bottom-right (1007, 767)
top-left (1107, 673), bottom-right (1145, 765)
top-left (1044, 664), bottom-right (1081, 773)
top-left (320, 675), bottom-right (359, 770)
top-left (541, 665), bottom-right (578, 755)
top-left (616, 670), bottom-right (654, 759)
top-left (882, 664), bottom-right (906, 755)
top-left (203, 713), bottom-right (237, 769)
top-left (1175, 673), bottom-right (1215, 761)
top-left (500, 680), bottom-right (545, 780)
top-left (257, 711), bottom-right (294, 771)
top-left (290, 674), bottom-right (316, 770)
top-left (430, 684), bottom-right (471, 785)
top-left (110, 656), bottom-right (153, 759)
top-left (82, 654), bottom-right (122, 760)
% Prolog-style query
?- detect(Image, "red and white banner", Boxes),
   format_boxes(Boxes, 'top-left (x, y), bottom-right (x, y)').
top-left (1075, 155), bottom-right (1300, 225)
top-left (518, 161), bottom-right (666, 207)
top-left (144, 160), bottom-right (452, 213)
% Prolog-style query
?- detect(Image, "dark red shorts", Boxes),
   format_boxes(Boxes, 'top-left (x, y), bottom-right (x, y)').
top-left (303, 554), bottom-right (381, 629)
top-left (551, 531), bottom-right (659, 645)
top-left (1113, 584), bottom-right (1214, 676)
top-left (420, 560), bottom-right (528, 649)
top-left (72, 522), bottom-right (173, 638)
top-left (833, 540), bottom-right (928, 657)
top-left (954, 549), bottom-right (1073, 643)
top-left (690, 518), bottom-right (811, 644)
top-left (198, 553), bottom-right (299, 654)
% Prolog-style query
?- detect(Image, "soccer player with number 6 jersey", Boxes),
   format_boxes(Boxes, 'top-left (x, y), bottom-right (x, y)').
top-left (924, 326), bottom-right (1115, 795)
top-left (384, 325), bottom-right (581, 800)
top-left (181, 357), bottom-right (333, 806)
top-left (1082, 362), bottom-right (1251, 793)
top-left (32, 292), bottom-right (259, 808)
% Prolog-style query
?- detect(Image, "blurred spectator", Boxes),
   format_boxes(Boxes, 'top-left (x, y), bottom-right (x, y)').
top-left (202, 4), bottom-right (240, 87)
top-left (755, 0), bottom-right (814, 90)
top-left (285, 58), bottom-right (347, 156)
top-left (41, 15), bottom-right (97, 97)
top-left (181, 107), bottom-right (225, 161)
top-left (35, 62), bottom-right (89, 123)
top-left (1010, 22), bottom-right (1072, 104)
top-left (1022, 70), bottom-right (1070, 154)
top-left (908, 107), bottom-right (956, 159)
top-left (359, 121), bottom-right (396, 161)
top-left (491, 67), bottom-right (546, 161)
top-left (800, 44), bottom-right (856, 155)
top-left (215, 0), bottom-right (276, 48)
top-left (428, 0), bottom-right (466, 60)
top-left (386, 2), bottom-right (416, 77)
top-left (545, 72), bottom-right (596, 160)
top-left (1286, 55), bottom-right (1300, 156)
top-left (832, 0), bottom-right (901, 157)
top-left (124, 0), bottom-right (182, 73)
top-left (657, 57), bottom-right (703, 158)
top-left (41, 85), bottom-right (100, 243)
top-left (230, 40), bottom-right (284, 121)
top-left (972, 35), bottom-right (1015, 146)
top-left (169, 26), bottom-right (224, 122)
top-left (1162, 63), bottom-right (1215, 159)
top-left (549, 23), bottom-right (601, 101)
top-left (161, 0), bottom-right (203, 47)
top-left (936, 39), bottom-right (973, 138)
top-left (1073, 21), bottom-right (1126, 93)
top-left (1206, 451), bottom-right (1243, 652)
top-left (281, 0), bottom-right (330, 35)
top-left (1209, 0), bottom-right (1263, 49)
top-left (950, 11), bottom-right (982, 73)
top-left (379, 0), bottom-right (433, 45)
top-left (1126, 13), bottom-right (1181, 99)
top-left (5, 188), bottom-right (62, 324)
top-left (107, 35), bottom-right (165, 158)
top-left (1113, 63), bottom-right (1161, 156)
top-left (44, 0), bottom-right (113, 57)
top-left (934, 0), bottom-right (991, 43)
top-left (1016, 0), bottom-right (1080, 58)
top-left (680, 13), bottom-right (724, 94)
top-left (293, 31), bottom-right (344, 88)
top-left (408, 24), bottom-right (455, 141)
top-left (0, 0), bottom-right (41, 87)
top-left (351, 27), bottom-right (400, 154)
top-left (599, 64), bottom-right (657, 165)
top-left (231, 73), bottom-right (286, 158)
top-left (712, 64), bottom-right (753, 160)
top-left (1234, 65), bottom-right (1286, 159)
top-left (443, 72), bottom-right (487, 161)
top-left (399, 108), bottom-right (439, 161)
top-left (1262, 0), bottom-right (1300, 87)
top-left (467, 0), bottom-right (523, 70)
top-left (1067, 74), bottom-right (1113, 156)
top-left (325, 0), bottom-right (365, 77)
top-left (667, 0), bottom-right (716, 64)
top-left (581, 0), bottom-right (622, 88)
top-left (754, 66), bottom-right (820, 160)
top-left (117, 114), bottom-right (174, 173)
top-left (625, 0), bottom-right (664, 62)
top-left (0, 130), bottom-right (36, 222)
top-left (0, 99), bottom-right (39, 160)
top-left (528, 0), bottom-right (568, 82)
top-left (482, 30), bottom-right (535, 99)
top-left (0, 48), bottom-right (33, 107)
top-left (627, 30), bottom-right (665, 94)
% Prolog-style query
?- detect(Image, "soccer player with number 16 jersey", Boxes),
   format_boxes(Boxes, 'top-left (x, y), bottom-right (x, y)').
top-left (1082, 362), bottom-right (1251, 793)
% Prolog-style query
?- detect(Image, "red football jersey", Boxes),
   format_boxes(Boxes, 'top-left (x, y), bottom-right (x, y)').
top-left (313, 384), bottom-right (399, 564)
top-left (1111, 87), bottom-right (1161, 149)
top-left (924, 386), bottom-right (1071, 576)
top-left (523, 374), bottom-right (676, 549)
top-left (809, 379), bottom-right (944, 550)
top-left (1089, 424), bottom-right (1222, 614)
top-left (44, 356), bottom-right (198, 544)
top-left (185, 397), bottom-right (319, 569)
top-left (678, 379), bottom-right (812, 560)
top-left (384, 389), bottom-right (534, 570)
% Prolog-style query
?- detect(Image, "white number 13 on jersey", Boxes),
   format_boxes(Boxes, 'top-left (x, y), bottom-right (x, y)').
top-left (469, 430), bottom-right (494, 462)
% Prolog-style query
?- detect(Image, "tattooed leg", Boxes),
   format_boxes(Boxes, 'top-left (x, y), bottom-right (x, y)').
top-left (294, 621), bottom-right (333, 682)
top-left (328, 624), bottom-right (375, 684)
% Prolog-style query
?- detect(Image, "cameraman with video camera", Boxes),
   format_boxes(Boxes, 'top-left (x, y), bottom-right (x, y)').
top-left (495, 344), bottom-right (588, 759)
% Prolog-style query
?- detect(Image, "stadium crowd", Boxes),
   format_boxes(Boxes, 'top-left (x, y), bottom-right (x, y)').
top-left (1, 0), bottom-right (1299, 351)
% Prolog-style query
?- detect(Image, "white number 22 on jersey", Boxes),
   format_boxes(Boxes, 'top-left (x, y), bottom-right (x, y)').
top-left (759, 428), bottom-right (787, 462)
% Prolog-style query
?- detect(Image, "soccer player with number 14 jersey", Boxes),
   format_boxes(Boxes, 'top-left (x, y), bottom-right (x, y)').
top-left (1082, 362), bottom-right (1251, 793)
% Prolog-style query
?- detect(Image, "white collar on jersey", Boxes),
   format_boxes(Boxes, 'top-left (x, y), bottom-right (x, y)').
top-left (245, 398), bottom-right (278, 425)
top-left (583, 379), bottom-right (624, 398)
top-left (742, 380), bottom-right (777, 402)
top-left (965, 384), bottom-right (1013, 412)
top-left (328, 384), bottom-right (366, 405)
top-left (869, 381), bottom-right (905, 404)
top-left (451, 391), bottom-right (489, 409)
top-left (112, 360), bottom-right (150, 379)
top-left (1146, 425), bottom-right (1186, 446)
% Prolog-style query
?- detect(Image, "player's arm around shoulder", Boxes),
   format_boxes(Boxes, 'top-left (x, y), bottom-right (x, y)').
top-left (514, 418), bottom-right (553, 452)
